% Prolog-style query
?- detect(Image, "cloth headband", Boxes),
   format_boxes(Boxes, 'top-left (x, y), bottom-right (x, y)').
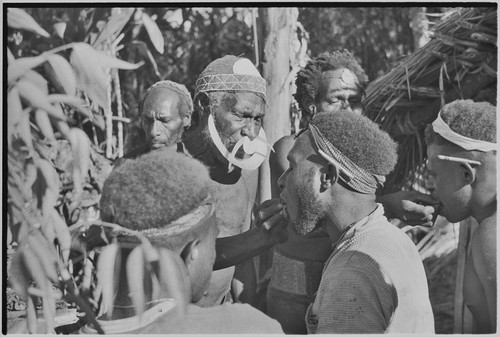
top-left (115, 196), bottom-right (215, 245)
top-left (308, 124), bottom-right (385, 194)
top-left (194, 74), bottom-right (267, 99)
top-left (432, 112), bottom-right (497, 152)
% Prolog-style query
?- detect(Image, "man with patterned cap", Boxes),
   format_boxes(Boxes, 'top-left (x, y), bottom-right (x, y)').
top-left (425, 99), bottom-right (496, 333)
top-left (278, 110), bottom-right (434, 333)
top-left (182, 55), bottom-right (287, 307)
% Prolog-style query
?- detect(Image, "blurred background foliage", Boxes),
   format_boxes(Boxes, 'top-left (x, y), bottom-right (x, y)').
top-left (7, 5), bottom-right (459, 333)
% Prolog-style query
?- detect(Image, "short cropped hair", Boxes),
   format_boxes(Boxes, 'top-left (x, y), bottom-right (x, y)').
top-left (139, 81), bottom-right (193, 121)
top-left (311, 111), bottom-right (397, 176)
top-left (294, 50), bottom-right (369, 115)
top-left (425, 99), bottom-right (496, 146)
top-left (100, 149), bottom-right (211, 231)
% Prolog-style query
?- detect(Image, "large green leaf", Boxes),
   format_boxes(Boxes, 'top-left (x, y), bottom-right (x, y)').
top-left (45, 54), bottom-right (77, 96)
top-left (70, 43), bottom-right (109, 108)
top-left (7, 8), bottom-right (50, 38)
top-left (142, 12), bottom-right (164, 54)
top-left (92, 8), bottom-right (134, 48)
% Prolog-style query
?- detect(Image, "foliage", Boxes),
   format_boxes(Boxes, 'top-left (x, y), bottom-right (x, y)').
top-left (6, 7), bottom-right (166, 333)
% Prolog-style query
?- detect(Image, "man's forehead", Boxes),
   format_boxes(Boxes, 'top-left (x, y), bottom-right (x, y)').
top-left (321, 68), bottom-right (360, 91)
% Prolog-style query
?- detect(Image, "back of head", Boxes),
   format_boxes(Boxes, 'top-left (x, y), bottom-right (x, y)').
top-left (311, 110), bottom-right (397, 194)
top-left (425, 99), bottom-right (496, 148)
top-left (100, 149), bottom-right (212, 249)
top-left (294, 50), bottom-right (368, 116)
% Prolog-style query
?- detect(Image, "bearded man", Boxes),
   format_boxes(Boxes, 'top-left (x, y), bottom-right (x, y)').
top-left (278, 111), bottom-right (434, 333)
top-left (181, 55), bottom-right (286, 307)
top-left (425, 100), bottom-right (496, 333)
top-left (266, 50), bottom-right (439, 333)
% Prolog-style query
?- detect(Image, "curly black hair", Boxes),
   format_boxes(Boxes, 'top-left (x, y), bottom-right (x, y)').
top-left (100, 149), bottom-right (211, 231)
top-left (425, 99), bottom-right (496, 146)
top-left (311, 111), bottom-right (398, 176)
top-left (294, 50), bottom-right (368, 116)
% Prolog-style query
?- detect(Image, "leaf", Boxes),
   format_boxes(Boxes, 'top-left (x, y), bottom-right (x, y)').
top-left (92, 8), bottom-right (134, 48)
top-left (26, 295), bottom-right (37, 333)
top-left (8, 48), bottom-right (15, 63)
top-left (96, 52), bottom-right (144, 70)
top-left (8, 55), bottom-right (47, 84)
top-left (70, 43), bottom-right (109, 108)
top-left (37, 159), bottom-right (59, 217)
top-left (34, 109), bottom-right (56, 142)
top-left (126, 246), bottom-right (146, 319)
top-left (51, 209), bottom-right (71, 264)
top-left (8, 251), bottom-right (30, 300)
top-left (23, 70), bottom-right (49, 94)
top-left (141, 12), bottom-right (164, 54)
top-left (68, 128), bottom-right (90, 201)
top-left (157, 248), bottom-right (190, 315)
top-left (45, 54), bottom-right (77, 96)
top-left (7, 8), bottom-right (50, 38)
top-left (50, 104), bottom-right (71, 139)
top-left (7, 87), bottom-right (23, 146)
top-left (27, 230), bottom-right (59, 283)
top-left (47, 94), bottom-right (91, 119)
top-left (18, 104), bottom-right (34, 152)
top-left (16, 79), bottom-right (66, 120)
top-left (129, 40), bottom-right (161, 78)
top-left (97, 243), bottom-right (118, 318)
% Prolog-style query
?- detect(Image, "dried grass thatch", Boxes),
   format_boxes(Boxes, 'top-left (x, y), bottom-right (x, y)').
top-left (364, 7), bottom-right (497, 192)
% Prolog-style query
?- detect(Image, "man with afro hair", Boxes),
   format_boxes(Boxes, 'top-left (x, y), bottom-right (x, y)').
top-left (81, 149), bottom-right (283, 334)
top-left (278, 111), bottom-right (434, 333)
top-left (266, 50), bottom-right (439, 333)
top-left (425, 99), bottom-right (496, 333)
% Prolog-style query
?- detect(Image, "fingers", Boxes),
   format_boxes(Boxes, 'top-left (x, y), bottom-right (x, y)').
top-left (256, 199), bottom-right (284, 224)
top-left (261, 210), bottom-right (286, 231)
top-left (405, 190), bottom-right (439, 206)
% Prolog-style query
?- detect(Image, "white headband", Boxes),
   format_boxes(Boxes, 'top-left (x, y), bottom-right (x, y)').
top-left (432, 112), bottom-right (497, 152)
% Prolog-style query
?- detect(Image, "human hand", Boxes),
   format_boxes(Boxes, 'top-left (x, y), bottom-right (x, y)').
top-left (378, 190), bottom-right (441, 227)
top-left (254, 198), bottom-right (288, 244)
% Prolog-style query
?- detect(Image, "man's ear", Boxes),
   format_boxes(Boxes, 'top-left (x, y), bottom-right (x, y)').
top-left (461, 162), bottom-right (477, 185)
top-left (320, 163), bottom-right (339, 192)
top-left (180, 239), bottom-right (200, 269)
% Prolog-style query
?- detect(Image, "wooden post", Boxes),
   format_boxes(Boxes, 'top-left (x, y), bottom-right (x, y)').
top-left (453, 217), bottom-right (476, 333)
top-left (257, 7), bottom-right (298, 203)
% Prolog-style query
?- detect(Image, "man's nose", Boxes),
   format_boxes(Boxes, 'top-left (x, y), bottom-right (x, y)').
top-left (242, 120), bottom-right (259, 140)
top-left (150, 120), bottom-right (160, 137)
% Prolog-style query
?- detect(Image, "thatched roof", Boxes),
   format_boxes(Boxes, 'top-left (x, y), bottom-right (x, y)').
top-left (364, 7), bottom-right (497, 192)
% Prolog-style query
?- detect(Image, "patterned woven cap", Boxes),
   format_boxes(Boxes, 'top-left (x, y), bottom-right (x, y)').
top-left (309, 124), bottom-right (385, 194)
top-left (195, 55), bottom-right (266, 99)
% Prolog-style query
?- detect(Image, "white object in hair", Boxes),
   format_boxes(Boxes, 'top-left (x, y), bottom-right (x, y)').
top-left (207, 114), bottom-right (268, 171)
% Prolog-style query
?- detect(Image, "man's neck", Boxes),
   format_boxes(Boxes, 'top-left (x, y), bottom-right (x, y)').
top-left (182, 134), bottom-right (242, 184)
top-left (323, 191), bottom-right (378, 242)
top-left (472, 197), bottom-right (497, 224)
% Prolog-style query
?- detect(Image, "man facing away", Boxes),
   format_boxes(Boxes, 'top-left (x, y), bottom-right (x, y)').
top-left (278, 111), bottom-right (434, 333)
top-left (81, 149), bottom-right (283, 334)
top-left (425, 99), bottom-right (496, 333)
top-left (266, 50), bottom-right (439, 333)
